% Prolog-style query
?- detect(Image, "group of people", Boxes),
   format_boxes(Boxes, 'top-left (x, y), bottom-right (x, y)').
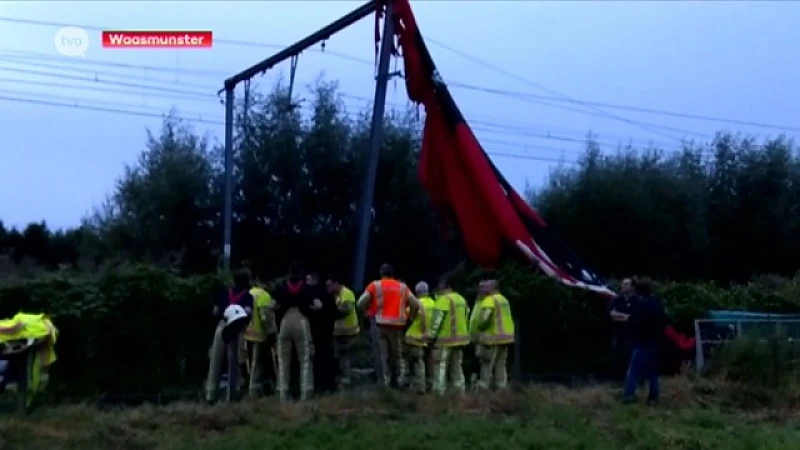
top-left (204, 262), bottom-right (516, 402)
top-left (608, 277), bottom-right (668, 405)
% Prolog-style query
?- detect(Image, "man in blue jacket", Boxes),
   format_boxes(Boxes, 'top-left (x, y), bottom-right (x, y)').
top-left (616, 277), bottom-right (667, 405)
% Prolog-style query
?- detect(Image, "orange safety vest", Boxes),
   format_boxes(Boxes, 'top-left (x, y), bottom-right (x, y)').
top-left (366, 278), bottom-right (410, 327)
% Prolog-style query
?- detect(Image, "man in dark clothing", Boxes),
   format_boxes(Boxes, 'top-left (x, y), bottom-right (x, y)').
top-left (205, 269), bottom-right (255, 403)
top-left (271, 261), bottom-right (318, 401)
top-left (306, 271), bottom-right (341, 395)
top-left (619, 278), bottom-right (667, 405)
top-left (608, 278), bottom-right (636, 380)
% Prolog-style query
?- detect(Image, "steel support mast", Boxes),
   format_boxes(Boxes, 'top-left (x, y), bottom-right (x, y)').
top-left (354, 0), bottom-right (395, 387)
top-left (352, 2), bottom-right (394, 293)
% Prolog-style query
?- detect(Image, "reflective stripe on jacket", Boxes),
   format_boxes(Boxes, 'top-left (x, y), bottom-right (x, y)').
top-left (369, 278), bottom-right (410, 327)
top-left (473, 294), bottom-right (515, 345)
top-left (405, 296), bottom-right (435, 345)
top-left (433, 292), bottom-right (470, 347)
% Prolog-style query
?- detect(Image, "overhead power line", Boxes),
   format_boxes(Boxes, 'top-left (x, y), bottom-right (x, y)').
top-left (448, 81), bottom-right (800, 135)
top-left (0, 27), bottom-right (788, 139)
top-left (0, 48), bottom-right (230, 77)
top-left (423, 36), bottom-right (697, 143)
top-left (3, 15), bottom-right (791, 151)
top-left (0, 15), bottom-right (790, 139)
top-left (0, 58), bottom-right (218, 91)
top-left (0, 17), bottom-right (723, 139)
top-left (0, 93), bottom-right (580, 165)
top-left (0, 66), bottom-right (215, 99)
top-left (0, 61), bottom-right (677, 150)
top-left (0, 78), bottom-right (666, 153)
top-left (0, 76), bottom-right (221, 104)
top-left (0, 17), bottom-right (376, 67)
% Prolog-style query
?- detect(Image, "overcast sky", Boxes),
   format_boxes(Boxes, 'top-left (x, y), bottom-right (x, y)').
top-left (0, 1), bottom-right (798, 230)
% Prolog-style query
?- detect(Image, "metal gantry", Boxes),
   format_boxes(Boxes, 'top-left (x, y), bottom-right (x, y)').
top-left (219, 0), bottom-right (393, 388)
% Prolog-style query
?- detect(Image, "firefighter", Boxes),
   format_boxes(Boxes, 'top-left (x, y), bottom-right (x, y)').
top-left (405, 281), bottom-right (436, 394)
top-left (357, 263), bottom-right (421, 388)
top-left (306, 271), bottom-right (339, 395)
top-left (429, 276), bottom-right (470, 395)
top-left (271, 261), bottom-right (319, 402)
top-left (472, 278), bottom-right (515, 390)
top-left (327, 275), bottom-right (359, 390)
top-left (205, 269), bottom-right (255, 403)
top-left (467, 280), bottom-right (488, 389)
top-left (244, 277), bottom-right (277, 396)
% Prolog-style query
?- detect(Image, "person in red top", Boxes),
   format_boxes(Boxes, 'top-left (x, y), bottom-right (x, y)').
top-left (271, 261), bottom-right (320, 401)
top-left (357, 263), bottom-right (421, 388)
top-left (204, 269), bottom-right (255, 403)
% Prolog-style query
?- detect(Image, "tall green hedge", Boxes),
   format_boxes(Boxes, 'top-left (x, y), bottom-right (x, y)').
top-left (2, 265), bottom-right (800, 397)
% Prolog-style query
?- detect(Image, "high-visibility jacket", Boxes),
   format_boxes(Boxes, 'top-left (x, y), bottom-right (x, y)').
top-left (405, 295), bottom-right (435, 346)
top-left (433, 291), bottom-right (470, 347)
top-left (365, 278), bottom-right (412, 327)
top-left (334, 286), bottom-right (360, 337)
top-left (468, 298), bottom-right (482, 342)
top-left (0, 312), bottom-right (58, 397)
top-left (245, 287), bottom-right (274, 342)
top-left (472, 293), bottom-right (515, 345)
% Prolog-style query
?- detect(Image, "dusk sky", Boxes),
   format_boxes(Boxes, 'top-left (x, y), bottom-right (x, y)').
top-left (1, 1), bottom-right (798, 230)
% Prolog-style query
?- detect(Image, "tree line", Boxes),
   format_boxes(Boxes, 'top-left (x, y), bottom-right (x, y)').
top-left (2, 78), bottom-right (799, 285)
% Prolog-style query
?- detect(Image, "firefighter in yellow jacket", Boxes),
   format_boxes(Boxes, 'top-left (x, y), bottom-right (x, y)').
top-left (471, 278), bottom-right (515, 390)
top-left (429, 276), bottom-right (470, 395)
top-left (405, 281), bottom-right (436, 394)
top-left (327, 275), bottom-right (359, 390)
top-left (244, 279), bottom-right (276, 396)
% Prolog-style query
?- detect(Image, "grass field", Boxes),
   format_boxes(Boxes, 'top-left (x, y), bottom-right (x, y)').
top-left (2, 378), bottom-right (799, 450)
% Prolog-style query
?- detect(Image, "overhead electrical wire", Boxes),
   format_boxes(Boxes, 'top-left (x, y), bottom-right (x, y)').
top-left (0, 93), bottom-right (579, 165)
top-left (2, 15), bottom-right (790, 140)
top-left (0, 38), bottom-right (791, 142)
top-left (0, 82), bottom-right (656, 154)
top-left (0, 61), bottom-right (675, 151)
top-left (5, 44), bottom-right (793, 138)
top-left (0, 81), bottom-right (622, 156)
top-left (447, 81), bottom-right (800, 135)
top-left (0, 15), bottom-right (792, 160)
top-left (422, 36), bottom-right (697, 143)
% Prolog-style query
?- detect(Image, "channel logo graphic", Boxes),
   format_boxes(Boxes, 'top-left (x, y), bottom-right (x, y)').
top-left (54, 26), bottom-right (89, 57)
top-left (101, 31), bottom-right (213, 49)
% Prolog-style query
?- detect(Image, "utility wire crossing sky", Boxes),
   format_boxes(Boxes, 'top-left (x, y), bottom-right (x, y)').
top-left (0, 1), bottom-right (797, 229)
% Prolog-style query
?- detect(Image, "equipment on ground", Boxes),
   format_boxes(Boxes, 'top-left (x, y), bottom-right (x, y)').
top-left (0, 313), bottom-right (58, 413)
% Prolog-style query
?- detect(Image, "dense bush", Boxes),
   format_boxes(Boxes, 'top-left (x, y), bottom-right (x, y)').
top-left (3, 264), bottom-right (800, 397)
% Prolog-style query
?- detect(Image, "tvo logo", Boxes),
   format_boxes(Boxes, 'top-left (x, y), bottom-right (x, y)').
top-left (54, 26), bottom-right (89, 57)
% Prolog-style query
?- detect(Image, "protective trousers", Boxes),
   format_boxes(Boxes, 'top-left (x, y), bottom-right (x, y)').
top-left (276, 310), bottom-right (314, 401)
top-left (476, 344), bottom-right (510, 390)
top-left (406, 345), bottom-right (433, 393)
top-left (334, 336), bottom-right (355, 389)
top-left (246, 334), bottom-right (277, 396)
top-left (432, 345), bottom-right (466, 395)
top-left (377, 326), bottom-right (406, 388)
top-left (205, 321), bottom-right (243, 402)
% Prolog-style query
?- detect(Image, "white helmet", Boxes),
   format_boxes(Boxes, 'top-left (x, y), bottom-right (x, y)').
top-left (415, 281), bottom-right (429, 296)
top-left (223, 304), bottom-right (248, 326)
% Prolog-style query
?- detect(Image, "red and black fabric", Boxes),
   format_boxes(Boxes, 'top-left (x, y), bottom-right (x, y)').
top-left (385, 0), bottom-right (695, 352)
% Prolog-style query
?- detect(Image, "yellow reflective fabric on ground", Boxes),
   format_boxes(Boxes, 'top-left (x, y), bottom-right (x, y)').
top-left (0, 312), bottom-right (58, 364)
top-left (0, 312), bottom-right (59, 399)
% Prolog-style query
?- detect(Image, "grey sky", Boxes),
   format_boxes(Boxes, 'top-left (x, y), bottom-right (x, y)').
top-left (1, 1), bottom-right (798, 230)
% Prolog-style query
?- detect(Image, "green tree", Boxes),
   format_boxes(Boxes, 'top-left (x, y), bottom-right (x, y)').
top-left (531, 133), bottom-right (799, 282)
top-left (88, 113), bottom-right (219, 273)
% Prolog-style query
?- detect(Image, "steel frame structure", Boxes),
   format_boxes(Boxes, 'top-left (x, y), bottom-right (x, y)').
top-left (219, 0), bottom-right (392, 388)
